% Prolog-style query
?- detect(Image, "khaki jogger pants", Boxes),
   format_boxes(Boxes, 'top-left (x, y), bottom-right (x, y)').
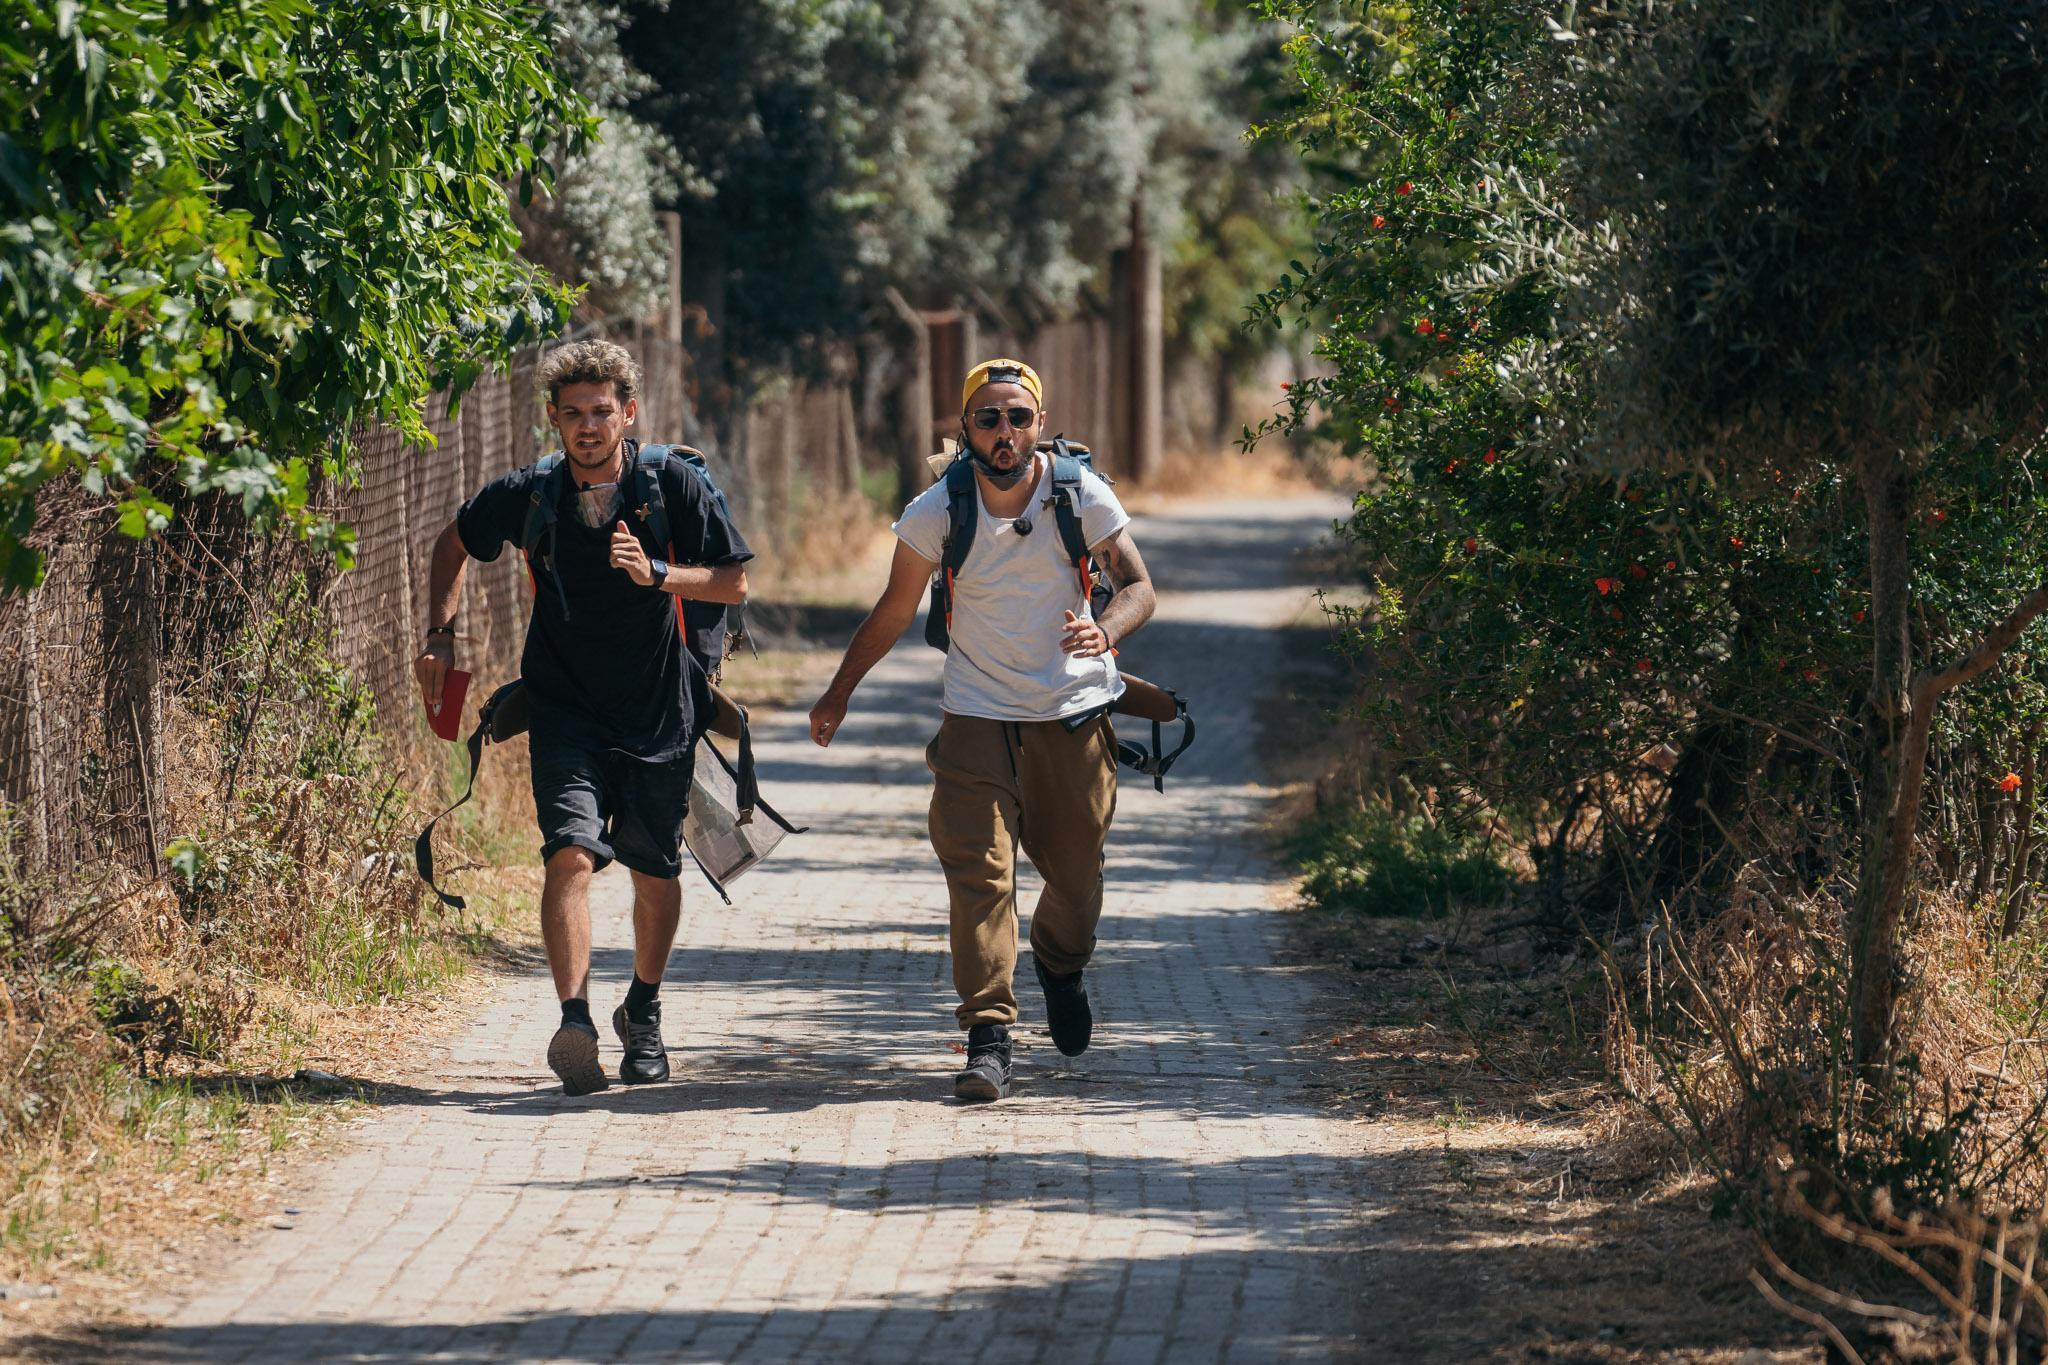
top-left (926, 712), bottom-right (1118, 1028)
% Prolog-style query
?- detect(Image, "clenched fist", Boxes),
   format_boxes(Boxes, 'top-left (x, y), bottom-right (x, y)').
top-left (610, 520), bottom-right (654, 586)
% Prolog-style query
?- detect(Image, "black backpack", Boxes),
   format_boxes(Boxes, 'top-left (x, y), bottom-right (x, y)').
top-left (924, 437), bottom-right (1111, 651)
top-left (520, 438), bottom-right (744, 677)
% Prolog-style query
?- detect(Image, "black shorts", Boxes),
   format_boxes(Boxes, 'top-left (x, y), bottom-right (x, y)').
top-left (531, 735), bottom-right (695, 879)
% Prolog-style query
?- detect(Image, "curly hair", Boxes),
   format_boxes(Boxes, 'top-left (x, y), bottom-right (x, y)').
top-left (536, 339), bottom-right (641, 405)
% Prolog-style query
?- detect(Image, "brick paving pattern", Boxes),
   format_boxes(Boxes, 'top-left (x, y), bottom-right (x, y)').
top-left (132, 495), bottom-right (1366, 1363)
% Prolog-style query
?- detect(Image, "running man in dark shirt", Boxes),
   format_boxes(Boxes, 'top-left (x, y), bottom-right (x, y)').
top-left (414, 340), bottom-right (752, 1095)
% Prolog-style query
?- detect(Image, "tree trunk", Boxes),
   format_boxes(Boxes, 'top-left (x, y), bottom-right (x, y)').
top-left (2000, 721), bottom-right (2043, 938)
top-left (1643, 717), bottom-right (1754, 913)
top-left (1849, 448), bottom-right (1921, 1080)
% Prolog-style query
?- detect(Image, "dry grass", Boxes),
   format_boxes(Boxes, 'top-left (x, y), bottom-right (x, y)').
top-left (1598, 876), bottom-right (2048, 1359)
top-left (1279, 893), bottom-right (1818, 1362)
top-left (1605, 883), bottom-right (2048, 1204)
top-left (1120, 442), bottom-right (1360, 515)
top-left (741, 492), bottom-right (896, 607)
top-left (0, 583), bottom-right (543, 1335)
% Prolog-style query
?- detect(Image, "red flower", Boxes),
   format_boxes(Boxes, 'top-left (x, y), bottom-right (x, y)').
top-left (1280, 381), bottom-right (1292, 392)
top-left (1483, 448), bottom-right (1497, 464)
top-left (1396, 181), bottom-right (1413, 196)
top-left (1801, 669), bottom-right (1817, 682)
top-left (1853, 609), bottom-right (1866, 624)
top-left (1383, 395), bottom-right (1402, 411)
top-left (1628, 563), bottom-right (1648, 580)
top-left (1463, 536), bottom-right (1478, 555)
top-left (1609, 607), bottom-right (1624, 621)
top-left (1594, 577), bottom-right (1617, 596)
top-left (1416, 318), bottom-right (1434, 335)
top-left (1729, 536), bottom-right (1746, 549)
top-left (1663, 560), bottom-right (1677, 571)
top-left (1635, 659), bottom-right (1652, 674)
top-left (2001, 771), bottom-right (2024, 794)
top-left (1371, 214), bottom-right (1386, 229)
top-left (1444, 459), bottom-right (1461, 474)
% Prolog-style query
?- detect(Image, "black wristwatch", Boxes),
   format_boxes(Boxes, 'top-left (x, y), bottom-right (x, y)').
top-left (647, 557), bottom-right (669, 589)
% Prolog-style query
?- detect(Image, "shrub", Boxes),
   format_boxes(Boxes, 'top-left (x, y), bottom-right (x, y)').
top-left (1292, 800), bottom-right (1509, 918)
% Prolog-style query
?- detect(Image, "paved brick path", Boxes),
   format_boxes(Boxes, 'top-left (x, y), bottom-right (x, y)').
top-left (132, 494), bottom-right (1366, 1363)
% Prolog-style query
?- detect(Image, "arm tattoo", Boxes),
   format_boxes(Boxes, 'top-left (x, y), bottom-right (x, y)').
top-left (1094, 528), bottom-right (1156, 646)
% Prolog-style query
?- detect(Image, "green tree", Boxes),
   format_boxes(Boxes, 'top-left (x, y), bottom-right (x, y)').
top-left (515, 0), bottom-right (678, 319)
top-left (0, 0), bottom-right (588, 588)
top-left (622, 0), bottom-right (1282, 377)
top-left (1559, 0), bottom-right (2048, 1076)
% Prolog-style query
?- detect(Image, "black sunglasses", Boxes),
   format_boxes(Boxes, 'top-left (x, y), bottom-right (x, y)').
top-left (969, 405), bottom-right (1038, 430)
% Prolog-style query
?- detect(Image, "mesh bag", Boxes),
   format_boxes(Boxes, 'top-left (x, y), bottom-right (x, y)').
top-left (682, 736), bottom-right (797, 899)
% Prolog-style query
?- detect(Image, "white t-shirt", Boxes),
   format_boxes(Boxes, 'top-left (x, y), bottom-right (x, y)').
top-left (895, 454), bottom-right (1131, 722)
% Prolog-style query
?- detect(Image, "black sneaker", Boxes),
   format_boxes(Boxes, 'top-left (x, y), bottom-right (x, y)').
top-left (1034, 957), bottom-right (1093, 1057)
top-left (547, 1020), bottom-right (608, 1096)
top-left (953, 1023), bottom-right (1012, 1102)
top-left (612, 1002), bottom-right (671, 1084)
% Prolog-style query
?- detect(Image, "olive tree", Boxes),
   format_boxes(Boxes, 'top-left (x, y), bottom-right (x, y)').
top-left (1557, 0), bottom-right (2048, 1076)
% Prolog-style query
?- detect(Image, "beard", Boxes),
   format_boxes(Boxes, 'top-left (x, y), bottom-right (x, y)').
top-left (971, 435), bottom-right (1033, 488)
top-left (567, 437), bottom-right (621, 471)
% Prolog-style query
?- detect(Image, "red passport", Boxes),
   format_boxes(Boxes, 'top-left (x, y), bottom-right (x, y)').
top-left (427, 669), bottom-right (471, 742)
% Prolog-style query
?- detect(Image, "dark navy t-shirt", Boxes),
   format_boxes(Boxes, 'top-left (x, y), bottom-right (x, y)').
top-left (456, 442), bottom-right (753, 762)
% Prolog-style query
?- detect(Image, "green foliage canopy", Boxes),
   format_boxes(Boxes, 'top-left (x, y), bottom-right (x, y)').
top-left (1251, 0), bottom-right (2048, 923)
top-left (0, 0), bottom-right (589, 588)
top-left (1560, 0), bottom-right (2048, 475)
top-left (624, 0), bottom-right (1283, 371)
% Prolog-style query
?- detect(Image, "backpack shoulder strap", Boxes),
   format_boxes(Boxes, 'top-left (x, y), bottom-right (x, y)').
top-left (1048, 438), bottom-right (1090, 566)
top-left (630, 439), bottom-right (673, 554)
top-left (521, 452), bottom-right (566, 557)
top-left (939, 454), bottom-right (979, 575)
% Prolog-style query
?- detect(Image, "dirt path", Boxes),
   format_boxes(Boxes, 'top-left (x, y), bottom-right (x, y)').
top-left (104, 492), bottom-right (1374, 1364)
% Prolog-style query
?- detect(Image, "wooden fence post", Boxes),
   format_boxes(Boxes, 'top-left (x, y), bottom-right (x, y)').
top-left (884, 287), bottom-right (933, 504)
top-left (1121, 194), bottom-right (1163, 482)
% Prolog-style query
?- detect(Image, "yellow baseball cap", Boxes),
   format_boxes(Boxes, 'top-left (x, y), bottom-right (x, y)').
top-left (961, 358), bottom-right (1043, 413)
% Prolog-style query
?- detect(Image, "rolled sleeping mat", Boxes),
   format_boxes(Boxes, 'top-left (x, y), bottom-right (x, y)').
top-left (1111, 673), bottom-right (1183, 724)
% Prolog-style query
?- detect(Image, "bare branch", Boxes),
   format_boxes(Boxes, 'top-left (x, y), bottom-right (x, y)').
top-left (1748, 1267), bottom-right (1865, 1365)
top-left (1918, 577), bottom-right (2048, 701)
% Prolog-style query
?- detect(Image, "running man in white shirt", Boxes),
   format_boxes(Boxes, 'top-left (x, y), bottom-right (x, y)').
top-left (807, 358), bottom-right (1157, 1101)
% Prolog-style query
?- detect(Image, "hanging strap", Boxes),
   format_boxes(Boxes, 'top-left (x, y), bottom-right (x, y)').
top-left (701, 730), bottom-right (806, 837)
top-left (1113, 690), bottom-right (1197, 793)
top-left (414, 713), bottom-right (490, 911)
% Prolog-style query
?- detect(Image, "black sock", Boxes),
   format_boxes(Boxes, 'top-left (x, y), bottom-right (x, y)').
top-left (560, 997), bottom-right (593, 1030)
top-left (625, 974), bottom-right (661, 1023)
